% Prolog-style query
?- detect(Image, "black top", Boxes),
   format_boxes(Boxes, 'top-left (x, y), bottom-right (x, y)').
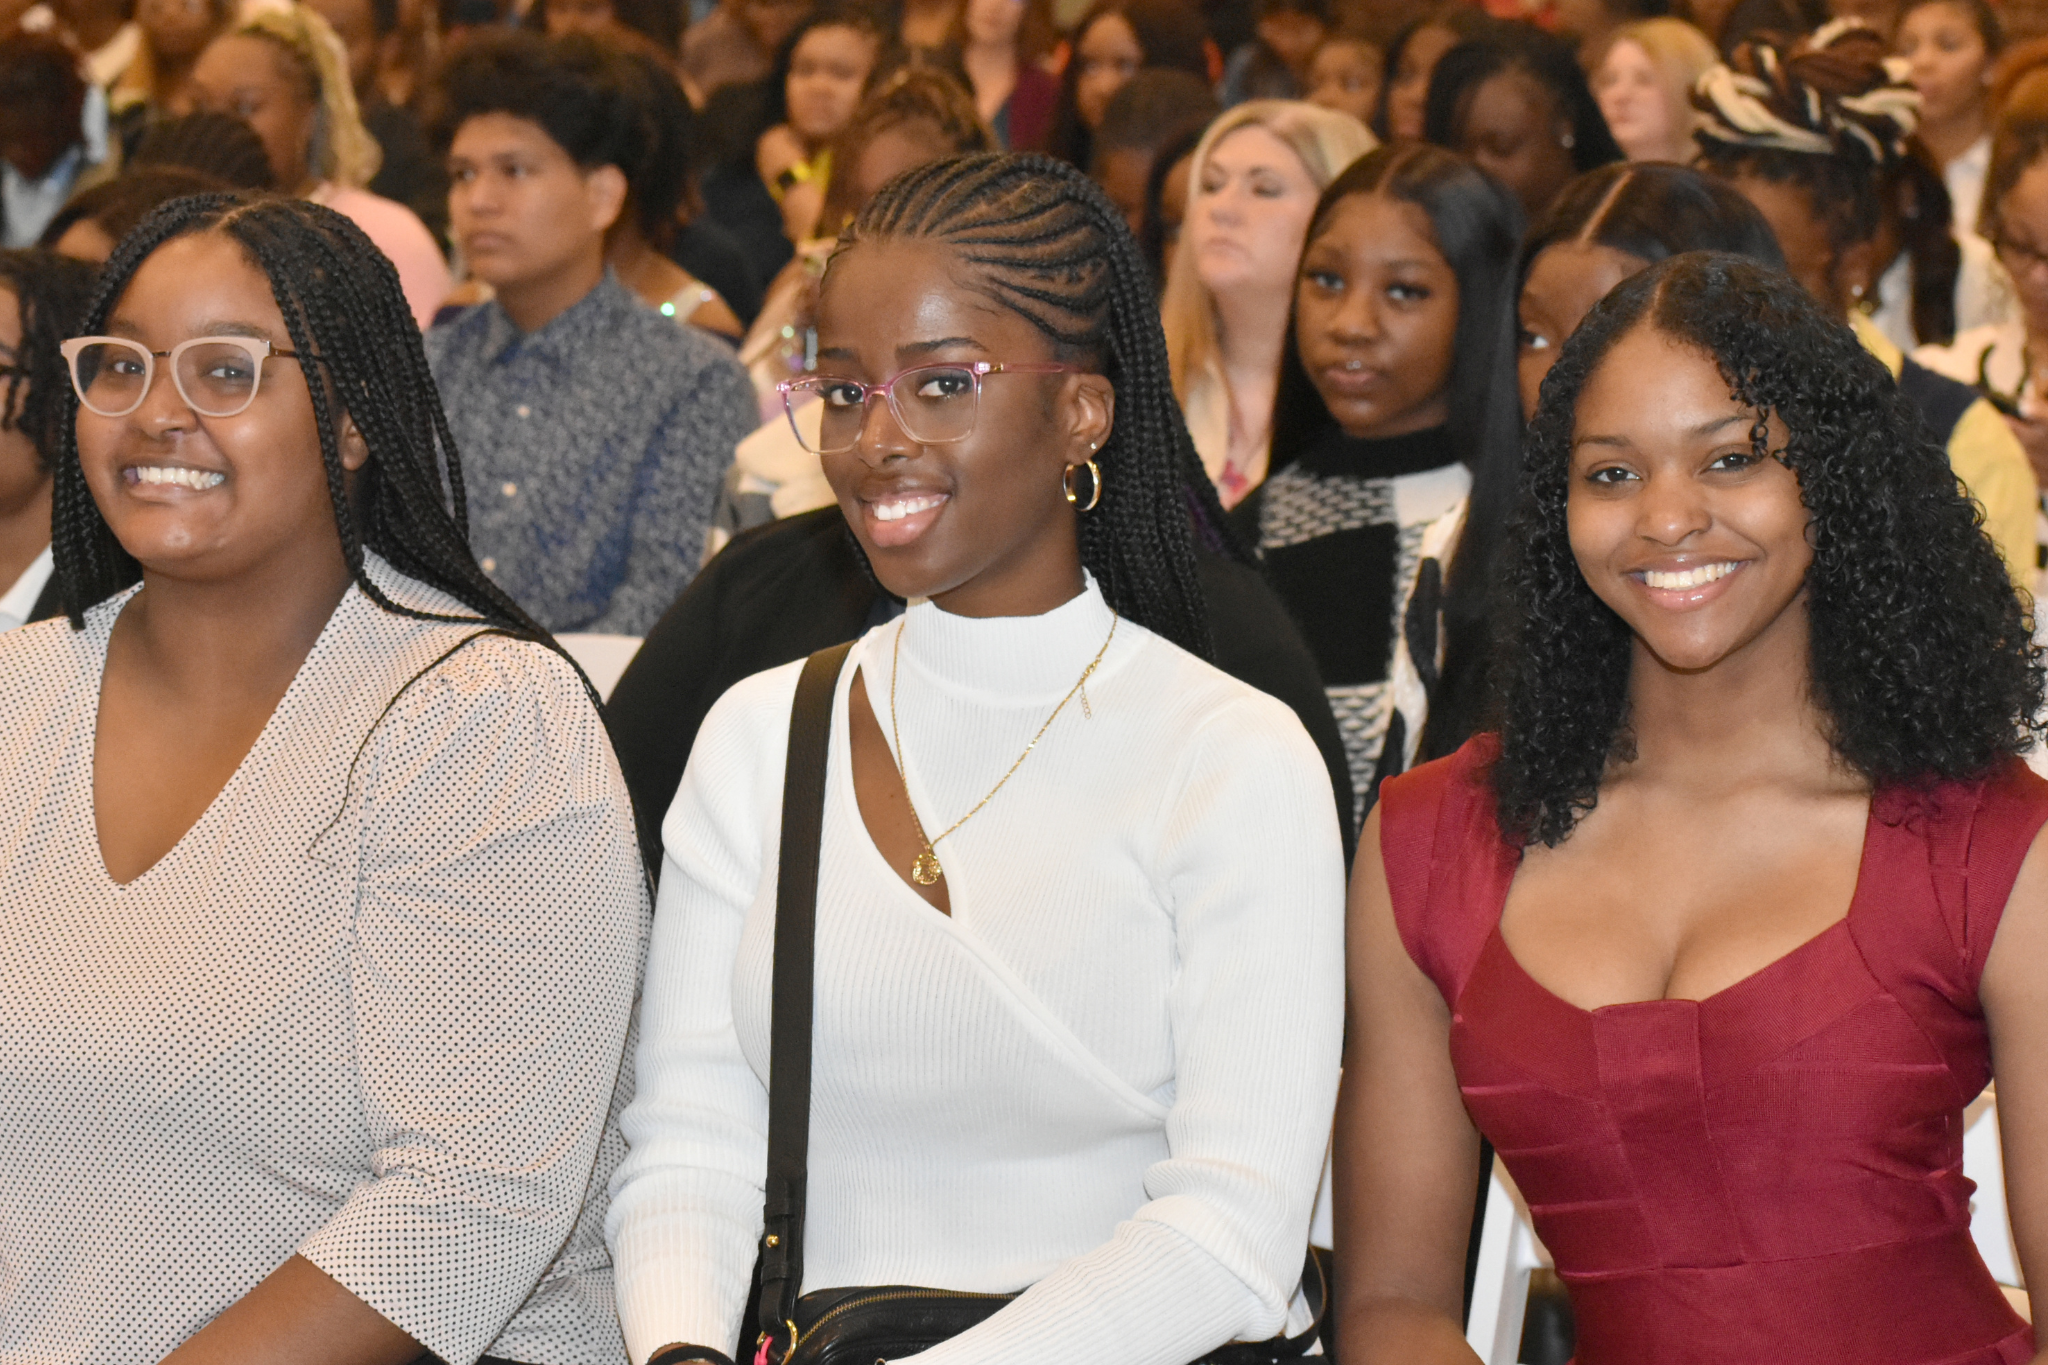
top-left (604, 505), bottom-right (1355, 876)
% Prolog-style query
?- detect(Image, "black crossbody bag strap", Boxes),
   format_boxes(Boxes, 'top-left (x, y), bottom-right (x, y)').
top-left (757, 641), bottom-right (854, 1362)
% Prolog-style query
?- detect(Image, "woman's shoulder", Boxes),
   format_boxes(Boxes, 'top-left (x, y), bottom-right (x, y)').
top-left (1379, 736), bottom-right (1503, 859)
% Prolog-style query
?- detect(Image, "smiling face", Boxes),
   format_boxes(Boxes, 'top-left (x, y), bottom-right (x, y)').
top-left (1294, 191), bottom-right (1460, 440)
top-left (811, 237), bottom-right (1113, 616)
top-left (189, 33), bottom-right (316, 191)
top-left (1460, 68), bottom-right (1576, 218)
top-left (1568, 323), bottom-right (1810, 675)
top-left (73, 232), bottom-right (366, 587)
top-left (1896, 1), bottom-right (1989, 127)
top-left (1185, 124), bottom-right (1322, 303)
top-left (1593, 39), bottom-right (1677, 163)
top-left (1517, 239), bottom-right (1646, 420)
top-left (1074, 12), bottom-right (1143, 131)
top-left (786, 23), bottom-right (879, 145)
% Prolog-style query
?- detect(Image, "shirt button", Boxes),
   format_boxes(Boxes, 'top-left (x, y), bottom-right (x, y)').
top-left (515, 404), bottom-right (531, 418)
top-left (501, 481), bottom-right (518, 497)
top-left (481, 557), bottom-right (497, 573)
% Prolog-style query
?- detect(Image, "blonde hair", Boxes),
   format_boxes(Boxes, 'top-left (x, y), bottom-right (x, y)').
top-left (1160, 99), bottom-right (1375, 400)
top-left (1598, 18), bottom-right (1718, 160)
top-left (234, 4), bottom-right (383, 189)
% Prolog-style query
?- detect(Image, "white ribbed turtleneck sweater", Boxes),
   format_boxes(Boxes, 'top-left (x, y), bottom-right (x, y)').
top-left (607, 577), bottom-right (1345, 1365)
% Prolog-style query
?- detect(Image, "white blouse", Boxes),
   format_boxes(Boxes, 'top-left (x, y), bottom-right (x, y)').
top-left (608, 578), bottom-right (1346, 1365)
top-left (0, 556), bottom-right (647, 1365)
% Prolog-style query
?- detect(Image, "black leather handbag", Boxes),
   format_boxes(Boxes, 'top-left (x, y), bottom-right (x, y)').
top-left (748, 643), bottom-right (1328, 1365)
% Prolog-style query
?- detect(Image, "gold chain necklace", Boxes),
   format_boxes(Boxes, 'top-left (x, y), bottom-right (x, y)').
top-left (888, 607), bottom-right (1119, 887)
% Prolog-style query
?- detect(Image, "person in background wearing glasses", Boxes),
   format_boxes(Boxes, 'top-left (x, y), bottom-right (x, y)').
top-left (606, 153), bottom-right (1345, 1365)
top-left (0, 248), bottom-right (97, 632)
top-left (1918, 112), bottom-right (2048, 585)
top-left (0, 194), bottom-right (647, 1365)
top-left (429, 31), bottom-right (753, 635)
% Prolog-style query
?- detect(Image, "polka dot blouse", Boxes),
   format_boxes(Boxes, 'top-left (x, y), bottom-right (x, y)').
top-left (0, 555), bottom-right (648, 1365)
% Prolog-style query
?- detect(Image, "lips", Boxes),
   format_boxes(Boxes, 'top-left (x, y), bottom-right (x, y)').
top-left (1318, 362), bottom-right (1385, 396)
top-left (123, 464), bottom-right (225, 491)
top-left (860, 489), bottom-right (950, 548)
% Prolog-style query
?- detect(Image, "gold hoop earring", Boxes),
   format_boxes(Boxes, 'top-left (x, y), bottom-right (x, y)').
top-left (1063, 458), bottom-right (1103, 511)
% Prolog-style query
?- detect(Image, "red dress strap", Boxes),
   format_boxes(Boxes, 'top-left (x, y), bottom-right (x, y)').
top-left (1378, 734), bottom-right (1516, 1007)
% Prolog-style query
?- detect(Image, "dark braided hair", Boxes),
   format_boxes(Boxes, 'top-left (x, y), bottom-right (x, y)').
top-left (0, 250), bottom-right (99, 475)
top-left (53, 193), bottom-right (551, 649)
top-left (833, 152), bottom-right (1241, 658)
top-left (1494, 251), bottom-right (2041, 846)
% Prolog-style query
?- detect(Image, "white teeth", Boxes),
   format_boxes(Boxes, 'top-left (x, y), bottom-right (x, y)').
top-left (1644, 561), bottom-right (1737, 590)
top-left (873, 494), bottom-right (946, 522)
top-left (132, 466), bottom-right (225, 489)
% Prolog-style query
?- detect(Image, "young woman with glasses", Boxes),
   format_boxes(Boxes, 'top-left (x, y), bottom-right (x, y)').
top-left (607, 152), bottom-right (1345, 1365)
top-left (0, 194), bottom-right (646, 1365)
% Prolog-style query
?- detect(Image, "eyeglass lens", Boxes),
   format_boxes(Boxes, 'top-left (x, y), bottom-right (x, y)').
top-left (797, 366), bottom-right (980, 453)
top-left (72, 339), bottom-right (267, 418)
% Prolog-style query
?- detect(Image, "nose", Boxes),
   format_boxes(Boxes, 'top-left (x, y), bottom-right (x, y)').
top-left (1636, 466), bottom-right (1713, 545)
top-left (129, 356), bottom-right (198, 436)
top-left (1326, 286), bottom-right (1383, 345)
top-left (853, 387), bottom-right (914, 465)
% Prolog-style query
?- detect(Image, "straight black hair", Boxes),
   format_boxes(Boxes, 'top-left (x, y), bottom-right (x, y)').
top-left (1422, 24), bottom-right (1624, 174)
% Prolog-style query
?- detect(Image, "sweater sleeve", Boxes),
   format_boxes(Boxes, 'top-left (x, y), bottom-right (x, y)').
top-left (607, 663), bottom-right (800, 1364)
top-left (297, 637), bottom-right (645, 1365)
top-left (905, 692), bottom-right (1348, 1365)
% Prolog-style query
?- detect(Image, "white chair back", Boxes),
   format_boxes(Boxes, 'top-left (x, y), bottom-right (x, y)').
top-left (555, 633), bottom-right (644, 702)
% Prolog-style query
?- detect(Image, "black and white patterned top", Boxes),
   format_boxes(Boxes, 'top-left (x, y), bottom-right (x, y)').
top-left (1239, 425), bottom-right (1470, 827)
top-left (426, 271), bottom-right (755, 635)
top-left (0, 554), bottom-right (648, 1365)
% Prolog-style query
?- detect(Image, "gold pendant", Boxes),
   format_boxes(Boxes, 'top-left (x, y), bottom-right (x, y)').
top-left (910, 849), bottom-right (944, 885)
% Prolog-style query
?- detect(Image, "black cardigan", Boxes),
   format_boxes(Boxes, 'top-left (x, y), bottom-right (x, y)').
top-left (604, 506), bottom-right (1355, 877)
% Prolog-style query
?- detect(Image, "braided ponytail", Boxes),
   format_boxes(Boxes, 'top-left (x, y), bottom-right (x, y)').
top-left (837, 152), bottom-right (1242, 659)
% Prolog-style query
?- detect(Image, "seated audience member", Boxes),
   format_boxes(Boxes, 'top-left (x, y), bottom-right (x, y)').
top-left (1092, 67), bottom-right (1218, 232)
top-left (37, 164), bottom-right (224, 259)
top-left (126, 107), bottom-right (275, 187)
top-left (0, 193), bottom-right (643, 1365)
top-left (1423, 22), bottom-right (1624, 219)
top-left (1220, 0), bottom-right (1329, 104)
top-left (682, 0), bottom-right (807, 103)
top-left (607, 43), bottom-right (747, 340)
top-left (1045, 0), bottom-right (1213, 170)
top-left (187, 5), bottom-right (451, 325)
top-left (1696, 25), bottom-right (2038, 584)
top-left (1303, 33), bottom-right (1381, 124)
top-left (1162, 99), bottom-right (1375, 506)
top-left (0, 33), bottom-right (114, 248)
top-left (1373, 2), bottom-right (1498, 141)
top-left (698, 2), bottom-right (894, 289)
top-left (434, 32), bottom-right (754, 634)
top-left (534, 0), bottom-right (680, 49)
top-left (1138, 117), bottom-right (1203, 283)
top-left (1918, 115), bottom-right (2048, 534)
top-left (1338, 248), bottom-right (2048, 1365)
top-left (1896, 0), bottom-right (1999, 237)
top-left (1551, 0), bottom-right (1674, 64)
top-left (1592, 17), bottom-right (1719, 165)
top-left (953, 0), bottom-right (1060, 149)
top-left (14, 0), bottom-right (140, 90)
top-left (606, 156), bottom-right (1345, 1365)
top-left (1230, 144), bottom-right (1522, 821)
top-left (305, 0), bottom-right (450, 245)
top-left (106, 0), bottom-right (238, 156)
top-left (0, 248), bottom-right (95, 631)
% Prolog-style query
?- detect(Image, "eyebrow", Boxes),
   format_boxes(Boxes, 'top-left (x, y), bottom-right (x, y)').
top-left (1571, 413), bottom-right (1754, 452)
top-left (101, 317), bottom-right (277, 343)
top-left (900, 335), bottom-right (985, 358)
top-left (1686, 412), bottom-right (1753, 438)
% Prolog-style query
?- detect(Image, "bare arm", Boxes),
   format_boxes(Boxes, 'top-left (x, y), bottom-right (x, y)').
top-left (158, 1256), bottom-right (420, 1365)
top-left (1980, 821), bottom-right (2048, 1360)
top-left (1332, 806), bottom-right (1484, 1365)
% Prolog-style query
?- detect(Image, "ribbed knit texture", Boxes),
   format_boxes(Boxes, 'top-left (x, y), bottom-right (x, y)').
top-left (607, 577), bottom-right (1345, 1365)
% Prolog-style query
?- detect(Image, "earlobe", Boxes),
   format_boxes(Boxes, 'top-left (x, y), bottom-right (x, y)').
top-left (588, 165), bottom-right (629, 235)
top-left (338, 414), bottom-right (370, 472)
top-left (1069, 376), bottom-right (1115, 461)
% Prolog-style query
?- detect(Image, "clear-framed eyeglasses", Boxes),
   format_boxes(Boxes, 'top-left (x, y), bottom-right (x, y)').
top-left (778, 360), bottom-right (1080, 456)
top-left (60, 335), bottom-right (313, 419)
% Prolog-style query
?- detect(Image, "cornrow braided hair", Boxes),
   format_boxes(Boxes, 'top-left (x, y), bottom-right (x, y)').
top-left (52, 193), bottom-right (556, 656)
top-left (0, 249), bottom-right (98, 476)
top-left (836, 152), bottom-right (1244, 659)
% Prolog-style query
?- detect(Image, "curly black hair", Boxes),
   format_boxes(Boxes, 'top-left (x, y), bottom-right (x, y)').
top-left (1494, 250), bottom-right (2042, 846)
top-left (0, 250), bottom-right (99, 474)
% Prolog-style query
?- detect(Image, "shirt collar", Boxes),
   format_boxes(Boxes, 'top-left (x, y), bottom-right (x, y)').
top-left (480, 268), bottom-right (634, 365)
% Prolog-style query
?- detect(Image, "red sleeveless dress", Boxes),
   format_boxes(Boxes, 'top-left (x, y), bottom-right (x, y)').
top-left (1379, 736), bottom-right (2047, 1365)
